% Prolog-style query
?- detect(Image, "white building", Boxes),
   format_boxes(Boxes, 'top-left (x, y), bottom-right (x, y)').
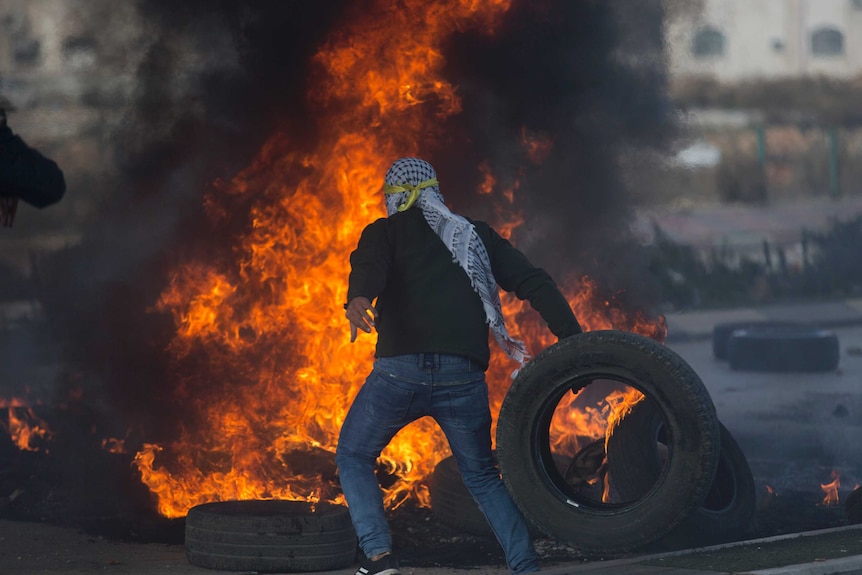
top-left (666, 0), bottom-right (862, 81)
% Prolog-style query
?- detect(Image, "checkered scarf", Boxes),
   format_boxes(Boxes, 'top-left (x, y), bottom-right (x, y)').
top-left (384, 157), bottom-right (529, 372)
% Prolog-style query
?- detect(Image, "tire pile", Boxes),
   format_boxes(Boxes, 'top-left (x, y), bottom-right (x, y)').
top-left (426, 331), bottom-right (756, 555)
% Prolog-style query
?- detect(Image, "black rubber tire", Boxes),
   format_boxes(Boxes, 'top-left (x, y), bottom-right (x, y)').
top-left (605, 399), bottom-right (667, 501)
top-left (607, 401), bottom-right (756, 549)
top-left (661, 423), bottom-right (756, 549)
top-left (726, 326), bottom-right (840, 372)
top-left (185, 500), bottom-right (357, 573)
top-left (712, 321), bottom-right (801, 360)
top-left (428, 452), bottom-right (561, 538)
top-left (847, 486), bottom-right (862, 525)
top-left (429, 454), bottom-right (495, 537)
top-left (496, 330), bottom-right (720, 555)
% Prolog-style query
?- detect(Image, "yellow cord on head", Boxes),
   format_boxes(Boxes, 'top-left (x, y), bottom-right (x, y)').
top-left (383, 177), bottom-right (438, 212)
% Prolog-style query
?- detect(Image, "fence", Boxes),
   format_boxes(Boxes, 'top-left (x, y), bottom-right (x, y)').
top-left (708, 124), bottom-right (862, 203)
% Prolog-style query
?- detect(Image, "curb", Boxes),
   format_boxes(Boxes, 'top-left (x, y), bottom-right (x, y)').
top-left (541, 524), bottom-right (862, 575)
top-left (745, 554), bottom-right (862, 575)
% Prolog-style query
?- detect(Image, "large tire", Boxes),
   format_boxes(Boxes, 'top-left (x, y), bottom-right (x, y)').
top-left (185, 500), bottom-right (357, 573)
top-left (607, 401), bottom-right (756, 549)
top-left (712, 321), bottom-right (801, 360)
top-left (726, 326), bottom-right (840, 372)
top-left (496, 330), bottom-right (720, 555)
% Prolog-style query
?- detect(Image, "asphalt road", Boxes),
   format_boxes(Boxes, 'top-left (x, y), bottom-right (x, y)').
top-left (665, 324), bottom-right (862, 497)
top-left (1, 305), bottom-right (861, 574)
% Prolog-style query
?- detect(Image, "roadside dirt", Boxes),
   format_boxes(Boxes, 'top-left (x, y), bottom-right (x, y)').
top-left (641, 526), bottom-right (862, 573)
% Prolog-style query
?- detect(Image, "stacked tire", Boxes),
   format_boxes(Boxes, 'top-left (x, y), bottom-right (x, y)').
top-left (712, 321), bottom-right (840, 372)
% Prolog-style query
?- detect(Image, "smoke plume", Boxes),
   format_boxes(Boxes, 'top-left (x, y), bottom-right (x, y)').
top-left (26, 0), bottom-right (676, 524)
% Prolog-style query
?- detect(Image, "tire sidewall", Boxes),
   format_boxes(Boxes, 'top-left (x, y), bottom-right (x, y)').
top-left (497, 330), bottom-right (720, 553)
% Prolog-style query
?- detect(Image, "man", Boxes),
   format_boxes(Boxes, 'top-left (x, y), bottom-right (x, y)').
top-left (337, 157), bottom-right (582, 575)
top-left (0, 102), bottom-right (66, 227)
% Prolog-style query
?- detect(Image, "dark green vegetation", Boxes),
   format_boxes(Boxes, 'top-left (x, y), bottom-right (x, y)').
top-left (648, 214), bottom-right (862, 310)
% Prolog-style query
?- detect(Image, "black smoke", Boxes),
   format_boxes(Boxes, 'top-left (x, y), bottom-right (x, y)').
top-left (435, 0), bottom-right (675, 303)
top-left (41, 0), bottom-right (351, 436)
top-left (28, 1), bottom-right (352, 530)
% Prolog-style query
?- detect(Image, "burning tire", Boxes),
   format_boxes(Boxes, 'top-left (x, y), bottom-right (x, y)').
top-left (605, 399), bottom-right (665, 500)
top-left (726, 326), bottom-right (840, 372)
top-left (712, 321), bottom-right (802, 360)
top-left (496, 330), bottom-right (720, 555)
top-left (607, 401), bottom-right (756, 549)
top-left (185, 500), bottom-right (356, 573)
top-left (428, 454), bottom-right (494, 537)
top-left (428, 452), bottom-right (558, 538)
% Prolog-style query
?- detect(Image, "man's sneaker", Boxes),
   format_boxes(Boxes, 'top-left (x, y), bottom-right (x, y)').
top-left (355, 553), bottom-right (400, 575)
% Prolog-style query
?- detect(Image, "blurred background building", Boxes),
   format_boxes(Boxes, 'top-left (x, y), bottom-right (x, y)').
top-left (667, 0), bottom-right (862, 81)
top-left (1, 0), bottom-right (861, 310)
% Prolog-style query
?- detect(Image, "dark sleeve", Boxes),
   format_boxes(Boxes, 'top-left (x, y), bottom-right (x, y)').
top-left (346, 219), bottom-right (391, 304)
top-left (477, 222), bottom-right (582, 339)
top-left (0, 125), bottom-right (66, 208)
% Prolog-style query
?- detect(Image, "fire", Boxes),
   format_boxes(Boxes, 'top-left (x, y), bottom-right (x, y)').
top-left (478, 162), bottom-right (496, 196)
top-left (548, 386), bottom-right (644, 457)
top-left (521, 127), bottom-right (553, 165)
top-left (132, 0), bottom-right (666, 519)
top-left (820, 470), bottom-right (840, 506)
top-left (0, 397), bottom-right (52, 452)
top-left (101, 437), bottom-right (127, 454)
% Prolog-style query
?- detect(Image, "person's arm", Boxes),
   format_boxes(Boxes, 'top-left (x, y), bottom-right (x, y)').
top-left (345, 219), bottom-right (391, 341)
top-left (0, 109), bottom-right (66, 209)
top-left (0, 109), bottom-right (20, 226)
top-left (479, 223), bottom-right (583, 339)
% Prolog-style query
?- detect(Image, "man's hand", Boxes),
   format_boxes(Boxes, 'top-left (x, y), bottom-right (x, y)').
top-left (345, 296), bottom-right (378, 342)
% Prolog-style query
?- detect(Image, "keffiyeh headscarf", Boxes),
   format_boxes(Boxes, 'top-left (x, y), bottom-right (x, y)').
top-left (383, 157), bottom-right (529, 373)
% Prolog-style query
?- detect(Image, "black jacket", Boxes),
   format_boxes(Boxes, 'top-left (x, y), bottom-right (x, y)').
top-left (0, 123), bottom-right (66, 208)
top-left (347, 208), bottom-right (581, 369)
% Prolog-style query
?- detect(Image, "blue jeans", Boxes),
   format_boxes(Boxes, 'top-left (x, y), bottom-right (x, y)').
top-left (335, 353), bottom-right (539, 574)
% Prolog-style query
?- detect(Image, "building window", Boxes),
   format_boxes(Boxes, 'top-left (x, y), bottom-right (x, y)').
top-left (811, 27), bottom-right (844, 56)
top-left (691, 26), bottom-right (726, 57)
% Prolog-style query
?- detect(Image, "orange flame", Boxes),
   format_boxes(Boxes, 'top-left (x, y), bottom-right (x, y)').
top-left (521, 127), bottom-right (553, 165)
top-left (132, 0), bottom-right (665, 519)
top-left (0, 398), bottom-right (52, 452)
top-left (820, 470), bottom-right (840, 506)
top-left (101, 437), bottom-right (127, 454)
top-left (478, 162), bottom-right (496, 196)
